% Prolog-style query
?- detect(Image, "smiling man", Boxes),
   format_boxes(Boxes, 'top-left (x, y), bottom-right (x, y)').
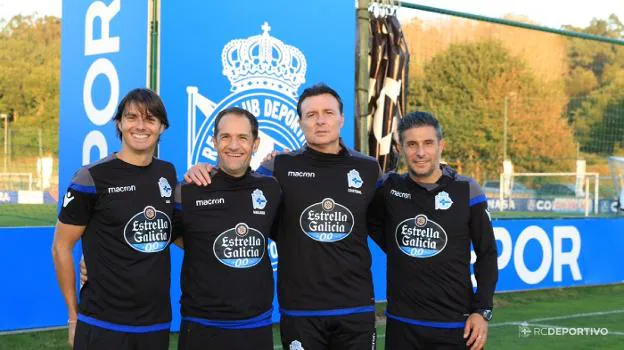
top-left (185, 84), bottom-right (382, 350)
top-left (173, 107), bottom-right (281, 350)
top-left (368, 112), bottom-right (498, 350)
top-left (52, 88), bottom-right (177, 350)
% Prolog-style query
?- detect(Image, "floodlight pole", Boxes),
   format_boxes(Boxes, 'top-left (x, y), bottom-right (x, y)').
top-left (503, 96), bottom-right (508, 161)
top-left (1, 114), bottom-right (7, 173)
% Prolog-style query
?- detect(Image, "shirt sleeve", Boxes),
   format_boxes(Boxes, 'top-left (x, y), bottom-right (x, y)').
top-left (172, 182), bottom-right (185, 240)
top-left (257, 157), bottom-right (275, 176)
top-left (468, 179), bottom-right (498, 310)
top-left (367, 174), bottom-right (388, 252)
top-left (268, 180), bottom-right (283, 242)
top-left (58, 167), bottom-right (97, 226)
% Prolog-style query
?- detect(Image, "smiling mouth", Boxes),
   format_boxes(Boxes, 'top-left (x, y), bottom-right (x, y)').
top-left (224, 153), bottom-right (244, 158)
top-left (130, 133), bottom-right (149, 140)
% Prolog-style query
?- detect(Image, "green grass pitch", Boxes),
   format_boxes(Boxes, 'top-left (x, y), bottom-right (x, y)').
top-left (2, 284), bottom-right (623, 349)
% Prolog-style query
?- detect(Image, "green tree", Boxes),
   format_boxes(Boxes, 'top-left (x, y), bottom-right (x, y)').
top-left (410, 40), bottom-right (576, 180)
top-left (0, 15), bottom-right (60, 155)
top-left (563, 15), bottom-right (624, 156)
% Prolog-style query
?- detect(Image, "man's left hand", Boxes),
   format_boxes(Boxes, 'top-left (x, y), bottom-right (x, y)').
top-left (464, 313), bottom-right (488, 350)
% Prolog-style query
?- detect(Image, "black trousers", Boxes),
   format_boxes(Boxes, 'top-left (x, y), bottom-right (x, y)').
top-left (73, 321), bottom-right (169, 350)
top-left (280, 312), bottom-right (376, 350)
top-left (385, 317), bottom-right (469, 350)
top-left (177, 320), bottom-right (273, 350)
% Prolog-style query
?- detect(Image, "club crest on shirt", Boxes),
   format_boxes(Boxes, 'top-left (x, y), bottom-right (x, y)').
top-left (213, 223), bottom-right (266, 268)
top-left (435, 191), bottom-right (453, 210)
top-left (158, 177), bottom-right (172, 198)
top-left (347, 169), bottom-right (363, 188)
top-left (347, 169), bottom-right (364, 195)
top-left (290, 340), bottom-right (304, 350)
top-left (252, 188), bottom-right (267, 215)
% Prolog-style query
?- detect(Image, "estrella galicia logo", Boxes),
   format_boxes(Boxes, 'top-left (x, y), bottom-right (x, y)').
top-left (300, 198), bottom-right (354, 242)
top-left (252, 189), bottom-right (267, 210)
top-left (435, 191), bottom-right (453, 210)
top-left (158, 177), bottom-right (172, 198)
top-left (395, 214), bottom-right (447, 258)
top-left (213, 223), bottom-right (266, 268)
top-left (347, 169), bottom-right (363, 189)
top-left (187, 22), bottom-right (307, 170)
top-left (124, 206), bottom-right (172, 253)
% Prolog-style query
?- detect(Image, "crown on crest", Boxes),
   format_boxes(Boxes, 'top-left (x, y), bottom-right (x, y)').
top-left (221, 22), bottom-right (307, 97)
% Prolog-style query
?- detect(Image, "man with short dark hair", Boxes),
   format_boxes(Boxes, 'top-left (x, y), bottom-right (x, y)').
top-left (174, 106), bottom-right (281, 350)
top-left (368, 111), bottom-right (498, 350)
top-left (186, 83), bottom-right (382, 350)
top-left (52, 88), bottom-right (177, 350)
top-left (261, 83), bottom-right (381, 350)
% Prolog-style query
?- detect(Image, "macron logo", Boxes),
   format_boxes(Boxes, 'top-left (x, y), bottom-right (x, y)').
top-left (63, 192), bottom-right (74, 207)
top-left (288, 171), bottom-right (316, 178)
top-left (195, 198), bottom-right (225, 206)
top-left (391, 189), bottom-right (411, 199)
top-left (107, 185), bottom-right (136, 194)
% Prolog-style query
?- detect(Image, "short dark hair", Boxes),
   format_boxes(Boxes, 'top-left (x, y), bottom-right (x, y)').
top-left (297, 83), bottom-right (343, 118)
top-left (214, 107), bottom-right (259, 139)
top-left (398, 111), bottom-right (443, 143)
top-left (112, 88), bottom-right (169, 139)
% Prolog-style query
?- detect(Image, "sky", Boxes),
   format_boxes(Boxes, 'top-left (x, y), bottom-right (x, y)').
top-left (0, 0), bottom-right (621, 30)
top-left (397, 0), bottom-right (622, 29)
top-left (0, 0), bottom-right (61, 21)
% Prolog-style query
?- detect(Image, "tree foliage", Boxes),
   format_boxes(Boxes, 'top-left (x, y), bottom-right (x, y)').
top-left (564, 15), bottom-right (624, 156)
top-left (410, 40), bottom-right (576, 180)
top-left (0, 15), bottom-right (60, 155)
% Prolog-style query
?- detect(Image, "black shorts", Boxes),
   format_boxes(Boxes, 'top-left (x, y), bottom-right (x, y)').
top-left (385, 317), bottom-right (468, 350)
top-left (280, 312), bottom-right (375, 350)
top-left (73, 320), bottom-right (169, 350)
top-left (177, 320), bottom-right (273, 350)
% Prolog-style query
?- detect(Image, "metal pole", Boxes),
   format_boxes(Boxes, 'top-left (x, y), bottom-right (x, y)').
top-left (150, 0), bottom-right (159, 91)
top-left (594, 174), bottom-right (599, 215)
top-left (39, 128), bottom-right (43, 190)
top-left (584, 177), bottom-right (590, 217)
top-left (397, 1), bottom-right (624, 46)
top-left (356, 0), bottom-right (371, 154)
top-left (3, 115), bottom-right (7, 173)
top-left (503, 96), bottom-right (508, 161)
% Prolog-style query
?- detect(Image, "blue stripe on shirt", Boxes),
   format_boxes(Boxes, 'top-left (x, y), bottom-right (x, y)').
top-left (386, 312), bottom-right (465, 329)
top-left (469, 194), bottom-right (487, 207)
top-left (280, 305), bottom-right (375, 317)
top-left (69, 183), bottom-right (96, 194)
top-left (77, 314), bottom-right (170, 333)
top-left (183, 309), bottom-right (273, 329)
top-left (256, 166), bottom-right (273, 176)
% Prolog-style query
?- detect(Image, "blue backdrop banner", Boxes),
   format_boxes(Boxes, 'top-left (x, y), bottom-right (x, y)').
top-left (158, 0), bottom-right (356, 179)
top-left (58, 0), bottom-right (148, 195)
top-left (4, 218), bottom-right (623, 331)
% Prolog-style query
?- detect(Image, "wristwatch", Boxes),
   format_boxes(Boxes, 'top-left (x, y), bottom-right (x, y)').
top-left (474, 309), bottom-right (493, 321)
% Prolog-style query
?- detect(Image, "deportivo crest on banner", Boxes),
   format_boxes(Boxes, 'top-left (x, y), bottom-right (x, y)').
top-left (186, 22), bottom-right (307, 170)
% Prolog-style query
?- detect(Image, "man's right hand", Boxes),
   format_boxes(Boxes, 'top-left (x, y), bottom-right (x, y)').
top-left (79, 257), bottom-right (87, 286)
top-left (184, 163), bottom-right (214, 186)
top-left (262, 149), bottom-right (290, 164)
